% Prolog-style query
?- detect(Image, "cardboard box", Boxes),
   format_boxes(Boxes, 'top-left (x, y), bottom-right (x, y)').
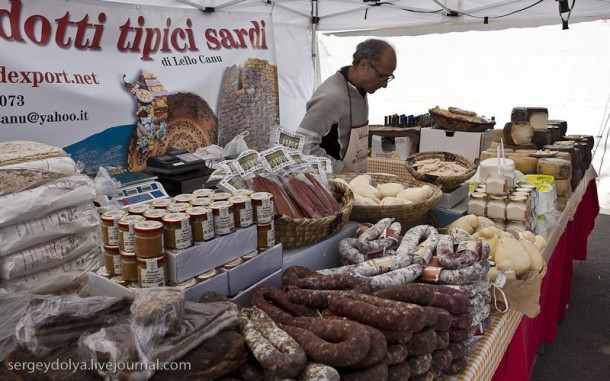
top-left (419, 128), bottom-right (493, 163)
top-left (435, 182), bottom-right (469, 209)
top-left (87, 269), bottom-right (230, 301)
top-left (369, 126), bottom-right (419, 161)
top-left (226, 244), bottom-right (283, 296)
top-left (166, 225), bottom-right (257, 283)
top-left (230, 269), bottom-right (283, 307)
top-left (427, 198), bottom-right (469, 229)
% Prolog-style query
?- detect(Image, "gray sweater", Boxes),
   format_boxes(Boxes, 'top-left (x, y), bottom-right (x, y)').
top-left (296, 71), bottom-right (368, 172)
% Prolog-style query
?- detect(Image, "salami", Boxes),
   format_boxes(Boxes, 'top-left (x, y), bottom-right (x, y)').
top-left (435, 330), bottom-right (450, 351)
top-left (387, 361), bottom-right (410, 381)
top-left (439, 263), bottom-right (487, 285)
top-left (451, 313), bottom-right (473, 330)
top-left (409, 370), bottom-right (435, 381)
top-left (297, 362), bottom-right (340, 381)
top-left (250, 286), bottom-right (316, 325)
top-left (384, 344), bottom-right (409, 365)
top-left (431, 307), bottom-right (452, 331)
top-left (447, 342), bottom-right (465, 360)
top-left (357, 218), bottom-right (393, 245)
top-left (444, 357), bottom-right (468, 375)
top-left (379, 328), bottom-right (413, 344)
top-left (367, 263), bottom-right (424, 291)
top-left (432, 290), bottom-right (470, 315)
top-left (436, 228), bottom-right (479, 270)
top-left (421, 306), bottom-right (439, 328)
top-left (286, 288), bottom-right (337, 309)
top-left (239, 307), bottom-right (307, 378)
top-left (317, 254), bottom-right (412, 277)
top-left (407, 328), bottom-right (438, 356)
top-left (373, 283), bottom-right (437, 306)
top-left (396, 225), bottom-right (439, 261)
top-left (283, 266), bottom-right (370, 293)
top-left (339, 361), bottom-right (388, 381)
top-left (281, 317), bottom-right (370, 367)
top-left (431, 348), bottom-right (453, 372)
top-left (449, 327), bottom-right (470, 342)
top-left (407, 354), bottom-right (433, 376)
top-left (351, 325), bottom-right (388, 369)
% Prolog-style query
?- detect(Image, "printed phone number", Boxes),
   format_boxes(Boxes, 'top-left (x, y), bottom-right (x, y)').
top-left (0, 95), bottom-right (25, 107)
top-left (0, 110), bottom-right (89, 125)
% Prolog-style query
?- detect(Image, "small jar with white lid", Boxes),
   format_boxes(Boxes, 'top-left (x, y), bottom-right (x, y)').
top-left (101, 210), bottom-right (128, 246)
top-left (468, 193), bottom-right (487, 217)
top-left (162, 212), bottom-right (193, 250)
top-left (151, 198), bottom-right (173, 209)
top-left (487, 195), bottom-right (507, 220)
top-left (507, 195), bottom-right (529, 221)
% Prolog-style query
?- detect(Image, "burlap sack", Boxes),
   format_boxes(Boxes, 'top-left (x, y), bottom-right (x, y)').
top-left (494, 263), bottom-right (547, 318)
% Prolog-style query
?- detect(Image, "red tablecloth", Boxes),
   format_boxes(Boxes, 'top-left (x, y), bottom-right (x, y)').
top-left (491, 179), bottom-right (600, 381)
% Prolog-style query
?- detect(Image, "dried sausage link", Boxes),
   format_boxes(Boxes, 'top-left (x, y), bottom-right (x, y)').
top-left (373, 283), bottom-right (437, 306)
top-left (407, 328), bottom-right (438, 356)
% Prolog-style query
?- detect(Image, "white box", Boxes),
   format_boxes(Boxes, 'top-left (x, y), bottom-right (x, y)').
top-left (226, 244), bottom-right (283, 296)
top-left (419, 128), bottom-right (493, 163)
top-left (435, 182), bottom-right (470, 209)
top-left (371, 135), bottom-right (415, 160)
top-left (166, 225), bottom-right (257, 283)
top-left (87, 269), bottom-right (230, 302)
top-left (230, 269), bottom-right (283, 307)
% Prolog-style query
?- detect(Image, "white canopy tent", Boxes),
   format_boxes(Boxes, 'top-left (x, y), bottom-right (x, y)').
top-left (103, 0), bottom-right (610, 209)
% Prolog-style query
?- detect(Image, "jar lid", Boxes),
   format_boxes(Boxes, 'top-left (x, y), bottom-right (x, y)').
top-left (509, 195), bottom-right (528, 202)
top-left (118, 215), bottom-right (145, 227)
top-left (104, 244), bottom-right (120, 254)
top-left (169, 278), bottom-right (197, 289)
top-left (471, 193), bottom-right (487, 199)
top-left (489, 195), bottom-right (507, 201)
top-left (127, 282), bottom-right (141, 289)
top-left (242, 250), bottom-right (258, 260)
top-left (137, 255), bottom-right (166, 265)
top-left (143, 209), bottom-right (167, 219)
top-left (101, 209), bottom-right (127, 222)
top-left (250, 192), bottom-right (273, 201)
top-left (173, 193), bottom-right (196, 203)
top-left (511, 191), bottom-right (529, 198)
top-left (186, 206), bottom-right (211, 216)
top-left (133, 220), bottom-right (163, 234)
top-left (166, 202), bottom-right (190, 213)
top-left (514, 187), bottom-right (532, 193)
top-left (128, 204), bottom-right (151, 214)
top-left (224, 258), bottom-right (243, 269)
top-left (162, 212), bottom-right (190, 225)
top-left (193, 188), bottom-right (215, 197)
top-left (210, 201), bottom-right (233, 210)
top-left (196, 268), bottom-right (217, 280)
top-left (120, 251), bottom-right (136, 259)
top-left (228, 195), bottom-right (249, 204)
top-left (210, 192), bottom-right (232, 201)
top-left (111, 276), bottom-right (127, 286)
top-left (233, 189), bottom-right (254, 196)
top-left (96, 266), bottom-right (110, 277)
top-left (555, 140), bottom-right (575, 146)
top-left (152, 198), bottom-right (173, 208)
top-left (190, 197), bottom-right (211, 207)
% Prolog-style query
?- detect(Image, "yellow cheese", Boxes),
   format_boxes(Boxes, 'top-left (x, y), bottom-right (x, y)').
top-left (555, 178), bottom-right (571, 197)
top-left (524, 174), bottom-right (555, 186)
top-left (527, 107), bottom-right (549, 131)
top-left (492, 129), bottom-right (504, 143)
top-left (536, 158), bottom-right (572, 180)
top-left (503, 122), bottom-right (534, 145)
top-left (508, 154), bottom-right (538, 174)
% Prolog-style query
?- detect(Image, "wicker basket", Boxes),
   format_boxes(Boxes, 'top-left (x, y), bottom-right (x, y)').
top-left (332, 173), bottom-right (442, 232)
top-left (275, 180), bottom-right (354, 249)
top-left (429, 107), bottom-right (495, 132)
top-left (405, 151), bottom-right (477, 191)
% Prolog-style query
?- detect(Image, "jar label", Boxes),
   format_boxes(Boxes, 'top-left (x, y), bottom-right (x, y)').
top-left (107, 226), bottom-right (119, 246)
top-left (113, 254), bottom-right (122, 275)
top-left (265, 223), bottom-right (275, 248)
top-left (140, 263), bottom-right (165, 288)
top-left (174, 226), bottom-right (193, 250)
top-left (203, 219), bottom-right (214, 240)
top-left (214, 209), bottom-right (235, 235)
top-left (121, 230), bottom-right (136, 253)
top-left (239, 205), bottom-right (254, 227)
top-left (255, 203), bottom-right (274, 224)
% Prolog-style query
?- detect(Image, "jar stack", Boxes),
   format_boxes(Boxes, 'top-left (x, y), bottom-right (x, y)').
top-left (133, 220), bottom-right (167, 288)
top-left (251, 192), bottom-right (276, 252)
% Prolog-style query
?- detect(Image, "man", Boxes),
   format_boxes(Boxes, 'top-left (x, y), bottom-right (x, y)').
top-left (296, 39), bottom-right (397, 173)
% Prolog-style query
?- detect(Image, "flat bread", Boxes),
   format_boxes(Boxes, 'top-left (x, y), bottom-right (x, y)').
top-left (0, 141), bottom-right (65, 166)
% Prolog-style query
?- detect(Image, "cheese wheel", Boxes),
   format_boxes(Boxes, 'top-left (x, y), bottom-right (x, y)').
top-left (512, 143), bottom-right (538, 150)
top-left (547, 120), bottom-right (568, 136)
top-left (555, 178), bottom-right (571, 197)
top-left (503, 122), bottom-right (533, 145)
top-left (532, 130), bottom-right (552, 149)
top-left (527, 107), bottom-right (548, 131)
top-left (537, 158), bottom-right (572, 180)
top-left (492, 129), bottom-right (504, 143)
top-left (511, 107), bottom-right (528, 122)
top-left (554, 151), bottom-right (572, 162)
top-left (508, 154), bottom-right (538, 175)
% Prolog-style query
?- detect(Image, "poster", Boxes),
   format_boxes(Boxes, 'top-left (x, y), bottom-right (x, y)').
top-left (0, 0), bottom-right (278, 172)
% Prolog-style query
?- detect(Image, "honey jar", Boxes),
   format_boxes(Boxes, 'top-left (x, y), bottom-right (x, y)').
top-left (166, 202), bottom-right (190, 213)
top-left (210, 201), bottom-right (235, 236)
top-left (127, 204), bottom-right (151, 216)
top-left (193, 188), bottom-right (215, 198)
top-left (151, 198), bottom-right (173, 209)
top-left (133, 220), bottom-right (164, 258)
top-left (103, 245), bottom-right (121, 276)
top-left (120, 251), bottom-right (138, 281)
top-left (233, 189), bottom-right (254, 197)
top-left (257, 221), bottom-right (275, 251)
top-left (210, 192), bottom-right (232, 202)
top-left (142, 208), bottom-right (167, 222)
top-left (137, 255), bottom-right (168, 288)
top-left (228, 195), bottom-right (253, 228)
top-left (101, 210), bottom-right (128, 246)
top-left (118, 215), bottom-right (145, 253)
top-left (173, 193), bottom-right (196, 204)
top-left (186, 206), bottom-right (214, 242)
top-left (250, 192), bottom-right (274, 224)
top-left (190, 197), bottom-right (211, 207)
top-left (162, 212), bottom-right (193, 250)
top-left (196, 268), bottom-right (217, 282)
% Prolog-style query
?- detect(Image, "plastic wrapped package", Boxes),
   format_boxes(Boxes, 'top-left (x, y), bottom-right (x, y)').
top-left (0, 243), bottom-right (103, 294)
top-left (0, 140), bottom-right (66, 167)
top-left (78, 323), bottom-right (139, 379)
top-left (0, 229), bottom-right (100, 280)
top-left (131, 288), bottom-right (185, 346)
top-left (0, 174), bottom-right (96, 228)
top-left (0, 290), bottom-right (34, 360)
top-left (0, 156), bottom-right (80, 196)
top-left (14, 294), bottom-right (132, 357)
top-left (0, 203), bottom-right (100, 256)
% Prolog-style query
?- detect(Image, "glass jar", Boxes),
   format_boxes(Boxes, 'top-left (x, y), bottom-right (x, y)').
top-left (101, 210), bottom-right (128, 246)
top-left (151, 198), bottom-right (173, 209)
top-left (210, 192), bottom-right (232, 202)
top-left (104, 245), bottom-right (121, 276)
top-left (162, 212), bottom-right (193, 250)
top-left (127, 204), bottom-right (151, 216)
top-left (210, 201), bottom-right (235, 236)
top-left (166, 202), bottom-right (190, 213)
top-left (186, 206), bottom-right (214, 242)
top-left (133, 220), bottom-right (164, 258)
top-left (486, 171), bottom-right (508, 196)
top-left (506, 195), bottom-right (529, 221)
top-left (173, 193), bottom-right (196, 204)
top-left (120, 251), bottom-right (138, 281)
top-left (250, 192), bottom-right (275, 224)
top-left (190, 197), bottom-right (211, 207)
top-left (118, 215), bottom-right (145, 253)
top-left (487, 196), bottom-right (507, 220)
top-left (257, 221), bottom-right (275, 251)
top-left (193, 188), bottom-right (215, 198)
top-left (142, 208), bottom-right (167, 222)
top-left (137, 255), bottom-right (167, 288)
top-left (468, 193), bottom-right (487, 216)
top-left (233, 189), bottom-right (254, 197)
top-left (228, 195), bottom-right (253, 228)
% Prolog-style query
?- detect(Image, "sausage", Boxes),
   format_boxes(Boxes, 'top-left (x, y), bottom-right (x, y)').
top-left (431, 348), bottom-right (453, 372)
top-left (407, 328), bottom-right (438, 356)
top-left (338, 361), bottom-right (388, 381)
top-left (281, 317), bottom-right (370, 367)
top-left (431, 307), bottom-right (452, 331)
top-left (396, 225), bottom-right (439, 262)
top-left (250, 286), bottom-right (317, 324)
top-left (432, 291), bottom-right (470, 315)
top-left (409, 370), bottom-right (435, 381)
top-left (304, 173), bottom-right (342, 214)
top-left (447, 342), bottom-right (465, 360)
top-left (451, 313), bottom-right (473, 330)
top-left (471, 304), bottom-right (491, 327)
top-left (379, 328), bottom-right (413, 344)
top-left (439, 263), bottom-right (487, 285)
top-left (283, 266), bottom-right (370, 293)
top-left (444, 357), bottom-right (467, 375)
top-left (449, 327), bottom-right (471, 342)
top-left (421, 306), bottom-right (438, 328)
top-left (357, 218), bottom-right (393, 245)
top-left (436, 228), bottom-right (479, 270)
top-left (297, 362), bottom-right (340, 381)
top-left (435, 330), bottom-right (450, 350)
top-left (373, 283), bottom-right (437, 306)
top-left (387, 361), bottom-right (411, 381)
top-left (367, 263), bottom-right (423, 291)
top-left (407, 354), bottom-right (433, 376)
top-left (317, 254), bottom-right (412, 277)
top-left (286, 288), bottom-right (336, 309)
top-left (239, 307), bottom-right (307, 378)
top-left (356, 220), bottom-right (400, 255)
top-left (384, 344), bottom-right (409, 365)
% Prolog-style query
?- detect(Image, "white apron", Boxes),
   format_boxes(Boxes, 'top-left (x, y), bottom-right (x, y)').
top-left (342, 79), bottom-right (369, 173)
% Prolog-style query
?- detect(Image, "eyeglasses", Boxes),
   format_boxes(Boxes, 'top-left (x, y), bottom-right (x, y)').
top-left (368, 61), bottom-right (395, 82)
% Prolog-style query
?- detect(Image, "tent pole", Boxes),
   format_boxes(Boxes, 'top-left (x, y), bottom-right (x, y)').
top-left (312, 0), bottom-right (320, 89)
